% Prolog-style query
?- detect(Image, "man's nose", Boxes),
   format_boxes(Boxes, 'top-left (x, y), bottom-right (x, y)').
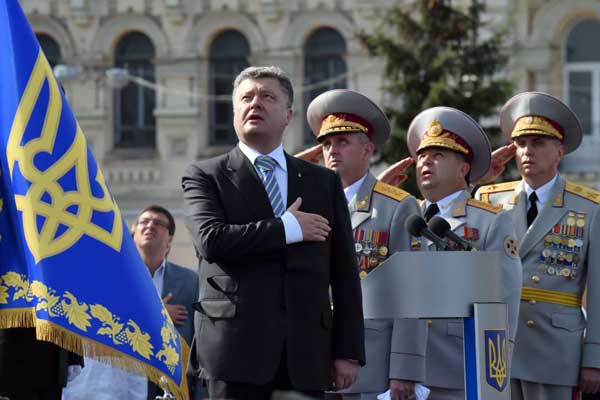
top-left (249, 95), bottom-right (263, 108)
top-left (522, 144), bottom-right (533, 156)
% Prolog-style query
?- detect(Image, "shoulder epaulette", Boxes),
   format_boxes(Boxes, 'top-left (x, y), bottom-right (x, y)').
top-left (373, 180), bottom-right (411, 202)
top-left (467, 198), bottom-right (503, 214)
top-left (477, 180), bottom-right (520, 194)
top-left (565, 180), bottom-right (600, 204)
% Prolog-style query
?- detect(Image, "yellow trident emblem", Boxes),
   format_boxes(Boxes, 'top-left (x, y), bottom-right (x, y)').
top-left (5, 51), bottom-right (122, 263)
top-left (486, 330), bottom-right (508, 391)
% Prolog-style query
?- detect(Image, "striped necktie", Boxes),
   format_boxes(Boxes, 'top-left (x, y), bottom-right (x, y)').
top-left (255, 155), bottom-right (285, 217)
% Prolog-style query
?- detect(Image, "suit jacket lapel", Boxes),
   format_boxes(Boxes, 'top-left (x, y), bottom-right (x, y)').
top-left (224, 147), bottom-right (274, 219)
top-left (519, 176), bottom-right (567, 257)
top-left (350, 173), bottom-right (376, 230)
top-left (286, 153), bottom-right (302, 208)
top-left (161, 262), bottom-right (180, 299)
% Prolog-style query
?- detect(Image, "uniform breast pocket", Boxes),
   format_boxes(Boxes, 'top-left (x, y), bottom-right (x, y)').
top-left (447, 322), bottom-right (464, 338)
top-left (551, 312), bottom-right (585, 332)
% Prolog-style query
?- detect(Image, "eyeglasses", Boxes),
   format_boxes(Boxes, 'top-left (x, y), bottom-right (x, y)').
top-left (136, 218), bottom-right (170, 230)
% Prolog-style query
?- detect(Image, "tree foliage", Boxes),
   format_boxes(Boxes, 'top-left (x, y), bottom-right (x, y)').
top-left (359, 0), bottom-right (513, 194)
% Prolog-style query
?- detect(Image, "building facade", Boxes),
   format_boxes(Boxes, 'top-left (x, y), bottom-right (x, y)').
top-left (21, 0), bottom-right (600, 265)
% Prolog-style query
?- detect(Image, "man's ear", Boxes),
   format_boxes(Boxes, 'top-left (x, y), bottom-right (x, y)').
top-left (165, 235), bottom-right (174, 255)
top-left (558, 144), bottom-right (564, 161)
top-left (365, 142), bottom-right (375, 157)
top-left (461, 161), bottom-right (471, 181)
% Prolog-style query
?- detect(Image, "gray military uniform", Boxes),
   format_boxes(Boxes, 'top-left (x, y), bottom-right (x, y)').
top-left (423, 190), bottom-right (522, 399)
top-left (341, 172), bottom-right (427, 399)
top-left (476, 175), bottom-right (600, 398)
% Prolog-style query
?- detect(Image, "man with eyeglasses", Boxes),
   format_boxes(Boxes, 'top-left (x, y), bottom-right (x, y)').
top-left (133, 205), bottom-right (201, 399)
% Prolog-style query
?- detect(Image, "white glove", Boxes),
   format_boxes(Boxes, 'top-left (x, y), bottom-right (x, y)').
top-left (67, 365), bottom-right (83, 382)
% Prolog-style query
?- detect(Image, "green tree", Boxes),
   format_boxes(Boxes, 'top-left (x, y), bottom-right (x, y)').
top-left (360, 0), bottom-right (513, 195)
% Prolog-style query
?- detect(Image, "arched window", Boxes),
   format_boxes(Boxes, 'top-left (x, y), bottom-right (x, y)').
top-left (564, 20), bottom-right (600, 137)
top-left (113, 32), bottom-right (156, 149)
top-left (303, 28), bottom-right (347, 143)
top-left (36, 33), bottom-right (61, 68)
top-left (209, 30), bottom-right (250, 145)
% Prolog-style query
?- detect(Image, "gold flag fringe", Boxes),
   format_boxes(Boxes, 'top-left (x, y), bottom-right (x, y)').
top-left (0, 308), bottom-right (190, 400)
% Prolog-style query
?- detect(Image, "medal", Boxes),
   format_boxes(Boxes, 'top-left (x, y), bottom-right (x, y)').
top-left (379, 246), bottom-right (388, 257)
top-left (355, 242), bottom-right (363, 253)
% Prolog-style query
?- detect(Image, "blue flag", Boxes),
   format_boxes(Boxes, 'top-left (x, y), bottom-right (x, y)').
top-left (0, 1), bottom-right (188, 398)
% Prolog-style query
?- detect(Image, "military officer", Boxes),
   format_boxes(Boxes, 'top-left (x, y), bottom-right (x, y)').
top-left (407, 107), bottom-right (522, 400)
top-left (307, 89), bottom-right (425, 400)
top-left (475, 92), bottom-right (600, 400)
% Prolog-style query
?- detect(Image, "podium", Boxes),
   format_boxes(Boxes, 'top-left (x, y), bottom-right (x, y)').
top-left (361, 251), bottom-right (510, 400)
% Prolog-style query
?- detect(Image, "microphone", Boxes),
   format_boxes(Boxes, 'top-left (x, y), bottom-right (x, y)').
top-left (405, 214), bottom-right (448, 250)
top-left (428, 216), bottom-right (473, 251)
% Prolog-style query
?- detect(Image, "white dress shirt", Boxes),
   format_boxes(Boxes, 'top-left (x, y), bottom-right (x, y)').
top-left (523, 174), bottom-right (558, 212)
top-left (423, 189), bottom-right (464, 219)
top-left (238, 141), bottom-right (303, 244)
top-left (344, 174), bottom-right (368, 204)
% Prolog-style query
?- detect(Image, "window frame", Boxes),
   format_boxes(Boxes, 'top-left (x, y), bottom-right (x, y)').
top-left (113, 32), bottom-right (156, 150)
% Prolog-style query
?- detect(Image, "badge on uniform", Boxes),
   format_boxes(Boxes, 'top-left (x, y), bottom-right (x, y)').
top-left (484, 329), bottom-right (508, 392)
top-left (503, 236), bottom-right (518, 259)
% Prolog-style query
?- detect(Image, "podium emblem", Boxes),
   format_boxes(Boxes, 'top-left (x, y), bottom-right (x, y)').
top-left (484, 329), bottom-right (508, 392)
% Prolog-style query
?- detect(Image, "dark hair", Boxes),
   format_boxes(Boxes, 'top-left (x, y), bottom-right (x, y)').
top-left (232, 66), bottom-right (294, 108)
top-left (136, 204), bottom-right (176, 236)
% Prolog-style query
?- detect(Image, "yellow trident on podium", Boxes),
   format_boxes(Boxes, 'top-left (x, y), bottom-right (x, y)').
top-left (485, 329), bottom-right (508, 391)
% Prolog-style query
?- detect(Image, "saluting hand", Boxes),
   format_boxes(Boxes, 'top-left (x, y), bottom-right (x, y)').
top-left (162, 292), bottom-right (188, 326)
top-left (294, 144), bottom-right (323, 164)
top-left (377, 157), bottom-right (414, 187)
top-left (288, 197), bottom-right (330, 242)
top-left (473, 143), bottom-right (517, 185)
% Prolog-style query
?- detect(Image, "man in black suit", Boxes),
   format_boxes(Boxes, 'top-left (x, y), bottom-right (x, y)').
top-left (182, 66), bottom-right (365, 399)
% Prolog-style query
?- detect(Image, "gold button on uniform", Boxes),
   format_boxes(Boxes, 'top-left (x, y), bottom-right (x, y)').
top-left (531, 275), bottom-right (541, 283)
top-left (529, 299), bottom-right (537, 305)
top-left (526, 320), bottom-right (536, 328)
top-left (427, 320), bottom-right (433, 327)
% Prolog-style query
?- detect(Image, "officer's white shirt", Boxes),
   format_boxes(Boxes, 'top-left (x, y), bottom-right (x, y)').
top-left (423, 189), bottom-right (464, 218)
top-left (523, 173), bottom-right (558, 213)
top-left (238, 141), bottom-right (302, 244)
top-left (344, 173), bottom-right (368, 204)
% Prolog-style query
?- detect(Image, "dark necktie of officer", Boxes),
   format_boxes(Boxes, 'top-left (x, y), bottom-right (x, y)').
top-left (527, 191), bottom-right (538, 227)
top-left (424, 202), bottom-right (439, 222)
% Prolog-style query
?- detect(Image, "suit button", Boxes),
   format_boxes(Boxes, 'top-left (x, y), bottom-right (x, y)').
top-left (529, 299), bottom-right (537, 305)
top-left (526, 320), bottom-right (536, 328)
top-left (531, 275), bottom-right (541, 283)
top-left (427, 320), bottom-right (433, 327)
